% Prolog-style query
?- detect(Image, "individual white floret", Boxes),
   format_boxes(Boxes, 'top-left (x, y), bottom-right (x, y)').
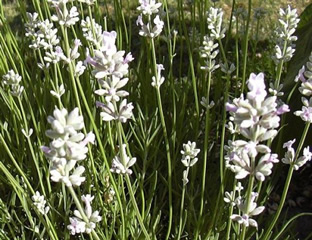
top-left (95, 75), bottom-right (129, 102)
top-left (151, 64), bottom-right (165, 88)
top-left (96, 99), bottom-right (134, 123)
top-left (110, 144), bottom-right (136, 175)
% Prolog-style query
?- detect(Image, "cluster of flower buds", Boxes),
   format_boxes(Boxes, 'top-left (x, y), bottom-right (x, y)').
top-left (230, 192), bottom-right (265, 228)
top-left (224, 182), bottom-right (244, 206)
top-left (206, 7), bottom-right (226, 40)
top-left (85, 30), bottom-right (134, 124)
top-left (225, 73), bottom-right (289, 181)
top-left (200, 36), bottom-right (220, 72)
top-left (25, 13), bottom-right (67, 69)
top-left (41, 107), bottom-right (95, 187)
top-left (151, 64), bottom-right (165, 88)
top-left (32, 191), bottom-right (50, 215)
top-left (86, 31), bottom-right (133, 79)
top-left (180, 141), bottom-right (200, 185)
top-left (78, 0), bottom-right (95, 5)
top-left (279, 52), bottom-right (312, 171)
top-left (81, 17), bottom-right (103, 48)
top-left (273, 5), bottom-right (299, 63)
top-left (136, 0), bottom-right (164, 38)
top-left (48, 0), bottom-right (79, 27)
top-left (67, 194), bottom-right (102, 235)
top-left (25, 3), bottom-right (85, 70)
top-left (83, 26), bottom-right (136, 173)
top-left (2, 70), bottom-right (24, 97)
top-left (282, 139), bottom-right (312, 170)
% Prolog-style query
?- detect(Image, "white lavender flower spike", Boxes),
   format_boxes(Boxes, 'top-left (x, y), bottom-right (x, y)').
top-left (50, 1), bottom-right (80, 27)
top-left (137, 0), bottom-right (162, 16)
top-left (151, 64), bottom-right (165, 88)
top-left (273, 5), bottom-right (299, 63)
top-left (42, 107), bottom-right (94, 186)
top-left (32, 191), bottom-right (50, 215)
top-left (2, 70), bottom-right (24, 96)
top-left (85, 31), bottom-right (133, 79)
top-left (181, 141), bottom-right (200, 185)
top-left (207, 7), bottom-right (226, 40)
top-left (96, 100), bottom-right (134, 123)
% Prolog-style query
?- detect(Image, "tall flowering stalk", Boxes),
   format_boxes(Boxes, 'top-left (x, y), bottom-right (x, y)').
top-left (177, 141), bottom-right (200, 239)
top-left (136, 1), bottom-right (171, 239)
top-left (85, 19), bottom-right (151, 238)
top-left (41, 106), bottom-right (101, 238)
top-left (273, 5), bottom-right (300, 89)
top-left (262, 53), bottom-right (312, 240)
top-left (136, 0), bottom-right (164, 38)
top-left (225, 72), bottom-right (289, 238)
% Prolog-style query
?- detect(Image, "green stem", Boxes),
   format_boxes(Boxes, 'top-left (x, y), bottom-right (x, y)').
top-left (0, 133), bottom-right (35, 195)
top-left (178, 0), bottom-right (199, 117)
top-left (195, 66), bottom-right (212, 240)
top-left (241, 0), bottom-right (252, 93)
top-left (240, 174), bottom-right (255, 240)
top-left (274, 40), bottom-right (288, 89)
top-left (225, 179), bottom-right (237, 240)
top-left (177, 167), bottom-right (188, 240)
top-left (125, 175), bottom-right (150, 239)
top-left (150, 37), bottom-right (173, 240)
top-left (75, 78), bottom-right (126, 239)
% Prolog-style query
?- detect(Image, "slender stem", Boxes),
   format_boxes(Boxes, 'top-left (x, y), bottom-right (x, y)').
top-left (177, 167), bottom-right (188, 240)
top-left (18, 98), bottom-right (46, 196)
top-left (274, 40), bottom-right (288, 89)
top-left (225, 179), bottom-right (237, 240)
top-left (75, 78), bottom-right (126, 239)
top-left (125, 175), bottom-right (151, 239)
top-left (241, 0), bottom-right (252, 93)
top-left (150, 37), bottom-right (173, 240)
top-left (178, 0), bottom-right (199, 117)
top-left (272, 213), bottom-right (312, 240)
top-left (115, 120), bottom-right (150, 239)
top-left (195, 67), bottom-right (212, 240)
top-left (0, 133), bottom-right (35, 195)
top-left (240, 174), bottom-right (255, 240)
